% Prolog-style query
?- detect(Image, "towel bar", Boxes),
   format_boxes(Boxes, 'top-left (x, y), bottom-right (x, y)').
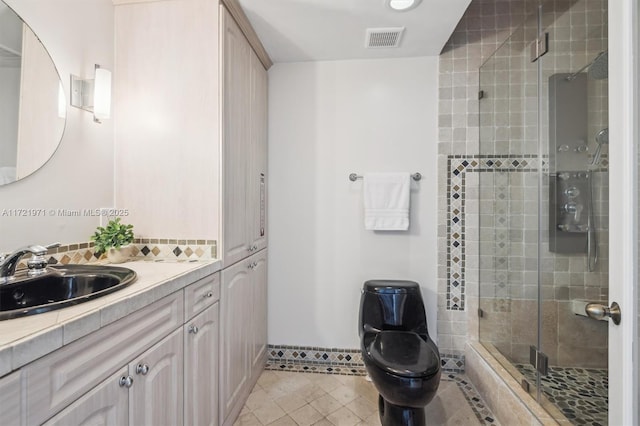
top-left (348, 172), bottom-right (422, 182)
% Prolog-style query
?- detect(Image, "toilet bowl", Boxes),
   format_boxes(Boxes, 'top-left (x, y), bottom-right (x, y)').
top-left (359, 280), bottom-right (441, 426)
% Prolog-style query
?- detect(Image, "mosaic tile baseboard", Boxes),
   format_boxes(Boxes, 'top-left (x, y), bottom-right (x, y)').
top-left (268, 345), bottom-right (363, 367)
top-left (441, 353), bottom-right (465, 372)
top-left (267, 345), bottom-right (466, 375)
top-left (265, 361), bottom-right (368, 376)
top-left (448, 373), bottom-right (499, 426)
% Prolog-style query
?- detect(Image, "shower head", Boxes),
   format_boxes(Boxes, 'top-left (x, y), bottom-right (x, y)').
top-left (595, 127), bottom-right (609, 145)
top-left (588, 51), bottom-right (608, 80)
top-left (590, 127), bottom-right (609, 167)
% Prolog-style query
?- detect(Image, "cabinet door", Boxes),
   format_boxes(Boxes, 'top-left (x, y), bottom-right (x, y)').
top-left (248, 49), bottom-right (268, 253)
top-left (130, 329), bottom-right (184, 426)
top-left (44, 367), bottom-right (128, 426)
top-left (184, 304), bottom-right (219, 426)
top-left (250, 250), bottom-right (268, 376)
top-left (220, 258), bottom-right (251, 423)
top-left (0, 370), bottom-right (23, 424)
top-left (221, 6), bottom-right (252, 267)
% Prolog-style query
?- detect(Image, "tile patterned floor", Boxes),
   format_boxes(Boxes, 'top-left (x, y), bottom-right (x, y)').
top-left (516, 364), bottom-right (608, 426)
top-left (234, 371), bottom-right (499, 426)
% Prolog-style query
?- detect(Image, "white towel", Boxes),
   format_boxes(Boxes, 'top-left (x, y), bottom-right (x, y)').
top-left (363, 173), bottom-right (410, 231)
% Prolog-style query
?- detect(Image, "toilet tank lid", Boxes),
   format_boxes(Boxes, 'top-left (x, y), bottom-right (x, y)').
top-left (363, 280), bottom-right (420, 294)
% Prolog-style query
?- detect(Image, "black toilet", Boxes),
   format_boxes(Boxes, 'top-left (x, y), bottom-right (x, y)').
top-left (359, 280), bottom-right (441, 426)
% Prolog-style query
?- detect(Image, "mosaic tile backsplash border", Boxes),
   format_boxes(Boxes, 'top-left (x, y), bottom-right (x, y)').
top-left (10, 238), bottom-right (217, 268)
top-left (267, 345), bottom-right (465, 374)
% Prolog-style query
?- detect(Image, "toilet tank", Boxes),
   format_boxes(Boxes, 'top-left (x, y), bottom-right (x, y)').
top-left (359, 280), bottom-right (429, 337)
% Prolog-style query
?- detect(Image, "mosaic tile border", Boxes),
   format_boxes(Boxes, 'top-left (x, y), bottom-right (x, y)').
top-left (445, 153), bottom-right (609, 311)
top-left (268, 345), bottom-right (363, 366)
top-left (268, 345), bottom-right (466, 374)
top-left (131, 238), bottom-right (217, 260)
top-left (8, 238), bottom-right (217, 268)
top-left (446, 154), bottom-right (543, 311)
top-left (441, 352), bottom-right (465, 372)
top-left (265, 361), bottom-right (368, 376)
top-left (448, 373), bottom-right (499, 426)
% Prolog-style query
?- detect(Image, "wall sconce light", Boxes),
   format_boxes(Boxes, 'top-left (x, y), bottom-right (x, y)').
top-left (70, 64), bottom-right (112, 123)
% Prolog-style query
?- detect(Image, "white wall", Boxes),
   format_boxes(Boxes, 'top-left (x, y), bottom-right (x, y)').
top-left (0, 0), bottom-right (114, 252)
top-left (268, 57), bottom-right (439, 349)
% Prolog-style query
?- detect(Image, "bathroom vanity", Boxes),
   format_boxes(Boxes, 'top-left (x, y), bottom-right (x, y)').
top-left (0, 260), bottom-right (226, 425)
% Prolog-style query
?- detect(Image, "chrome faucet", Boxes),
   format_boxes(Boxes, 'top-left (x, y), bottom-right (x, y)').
top-left (0, 242), bottom-right (60, 284)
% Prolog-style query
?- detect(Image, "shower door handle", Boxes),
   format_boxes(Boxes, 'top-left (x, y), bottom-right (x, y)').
top-left (585, 302), bottom-right (621, 325)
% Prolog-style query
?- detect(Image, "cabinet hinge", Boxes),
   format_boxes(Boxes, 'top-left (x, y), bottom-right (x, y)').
top-left (529, 345), bottom-right (549, 376)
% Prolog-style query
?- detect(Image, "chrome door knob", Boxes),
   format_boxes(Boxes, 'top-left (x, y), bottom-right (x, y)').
top-left (585, 302), bottom-right (621, 325)
top-left (119, 375), bottom-right (134, 388)
top-left (136, 363), bottom-right (150, 375)
top-left (188, 324), bottom-right (199, 334)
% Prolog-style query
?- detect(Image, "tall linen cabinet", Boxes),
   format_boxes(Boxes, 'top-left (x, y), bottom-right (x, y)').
top-left (114, 1), bottom-right (270, 425)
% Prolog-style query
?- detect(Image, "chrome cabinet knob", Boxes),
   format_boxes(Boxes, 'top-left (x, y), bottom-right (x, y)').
top-left (119, 376), bottom-right (134, 388)
top-left (204, 291), bottom-right (213, 298)
top-left (188, 324), bottom-right (199, 334)
top-left (136, 363), bottom-right (150, 375)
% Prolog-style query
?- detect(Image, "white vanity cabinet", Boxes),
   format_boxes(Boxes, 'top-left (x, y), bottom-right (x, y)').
top-left (0, 271), bottom-right (221, 426)
top-left (221, 4), bottom-right (269, 268)
top-left (44, 329), bottom-right (184, 426)
top-left (220, 249), bottom-right (267, 425)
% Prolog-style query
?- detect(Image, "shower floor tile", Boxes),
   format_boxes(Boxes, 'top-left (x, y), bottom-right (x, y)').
top-left (515, 364), bottom-right (608, 426)
top-left (234, 370), bottom-right (499, 426)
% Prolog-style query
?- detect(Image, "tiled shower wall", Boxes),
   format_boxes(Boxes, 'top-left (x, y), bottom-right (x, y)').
top-left (437, 0), bottom-right (609, 368)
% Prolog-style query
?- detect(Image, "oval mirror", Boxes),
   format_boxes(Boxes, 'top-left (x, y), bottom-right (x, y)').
top-left (0, 0), bottom-right (66, 186)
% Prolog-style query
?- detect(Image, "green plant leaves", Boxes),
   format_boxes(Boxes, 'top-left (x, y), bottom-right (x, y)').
top-left (90, 218), bottom-right (134, 254)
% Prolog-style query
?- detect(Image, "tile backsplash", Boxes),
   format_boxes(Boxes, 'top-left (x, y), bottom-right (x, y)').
top-left (9, 238), bottom-right (217, 268)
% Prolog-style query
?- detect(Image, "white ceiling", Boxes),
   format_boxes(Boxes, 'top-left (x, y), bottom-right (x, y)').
top-left (237, 0), bottom-right (471, 63)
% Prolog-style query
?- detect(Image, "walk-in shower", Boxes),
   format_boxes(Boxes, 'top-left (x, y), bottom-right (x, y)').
top-left (478, 1), bottom-right (609, 423)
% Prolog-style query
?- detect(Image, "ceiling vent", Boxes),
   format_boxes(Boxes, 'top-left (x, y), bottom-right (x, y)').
top-left (365, 27), bottom-right (405, 48)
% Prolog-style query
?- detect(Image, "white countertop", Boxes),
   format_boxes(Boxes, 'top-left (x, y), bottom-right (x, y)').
top-left (0, 259), bottom-right (221, 377)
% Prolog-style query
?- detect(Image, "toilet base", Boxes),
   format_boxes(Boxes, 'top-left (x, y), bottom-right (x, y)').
top-left (379, 395), bottom-right (426, 426)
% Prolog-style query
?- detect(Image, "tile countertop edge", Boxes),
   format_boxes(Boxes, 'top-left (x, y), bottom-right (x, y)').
top-left (0, 259), bottom-right (222, 376)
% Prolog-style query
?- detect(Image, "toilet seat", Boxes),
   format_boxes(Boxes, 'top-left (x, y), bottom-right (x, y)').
top-left (367, 331), bottom-right (439, 378)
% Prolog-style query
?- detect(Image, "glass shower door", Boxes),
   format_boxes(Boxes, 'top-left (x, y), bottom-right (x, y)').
top-left (479, 1), bottom-right (611, 422)
top-left (478, 10), bottom-right (542, 394)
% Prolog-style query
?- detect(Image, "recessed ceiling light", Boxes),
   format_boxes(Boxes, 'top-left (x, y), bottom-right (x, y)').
top-left (388, 0), bottom-right (421, 11)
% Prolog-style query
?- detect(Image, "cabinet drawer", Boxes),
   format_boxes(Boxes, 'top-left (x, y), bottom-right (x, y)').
top-left (25, 292), bottom-right (183, 426)
top-left (184, 272), bottom-right (220, 320)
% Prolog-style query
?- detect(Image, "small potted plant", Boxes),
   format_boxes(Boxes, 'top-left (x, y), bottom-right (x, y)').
top-left (91, 218), bottom-right (135, 264)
